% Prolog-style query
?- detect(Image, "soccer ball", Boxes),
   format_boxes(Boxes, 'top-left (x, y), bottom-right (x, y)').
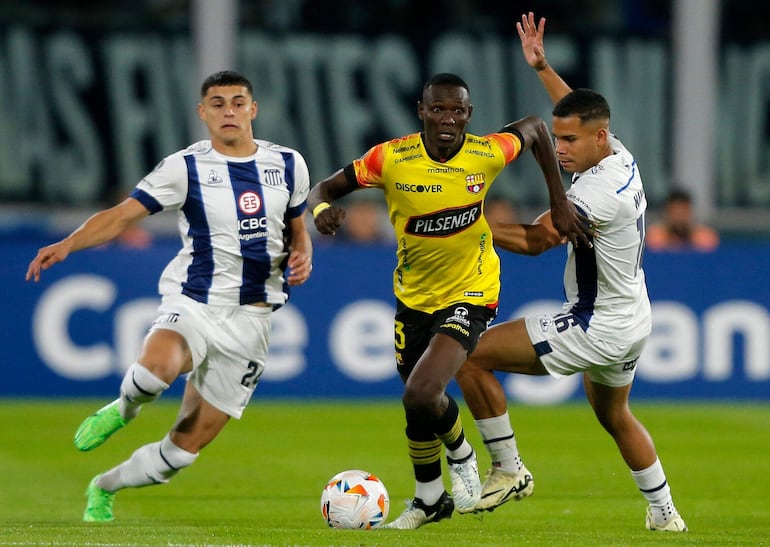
top-left (320, 469), bottom-right (390, 529)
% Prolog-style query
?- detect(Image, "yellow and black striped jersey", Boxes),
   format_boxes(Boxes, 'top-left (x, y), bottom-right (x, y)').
top-left (352, 131), bottom-right (522, 313)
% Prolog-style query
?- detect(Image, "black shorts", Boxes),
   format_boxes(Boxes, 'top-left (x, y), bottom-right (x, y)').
top-left (394, 299), bottom-right (498, 376)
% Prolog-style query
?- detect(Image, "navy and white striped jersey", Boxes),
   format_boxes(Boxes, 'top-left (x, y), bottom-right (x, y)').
top-left (130, 139), bottom-right (309, 307)
top-left (563, 135), bottom-right (651, 344)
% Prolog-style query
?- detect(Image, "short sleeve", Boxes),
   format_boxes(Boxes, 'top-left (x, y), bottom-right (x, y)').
top-left (352, 143), bottom-right (386, 189)
top-left (133, 152), bottom-right (189, 211)
top-left (567, 175), bottom-right (618, 225)
top-left (288, 151), bottom-right (310, 217)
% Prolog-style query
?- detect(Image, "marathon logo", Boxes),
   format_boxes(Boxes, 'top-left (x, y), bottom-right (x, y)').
top-left (440, 322), bottom-right (470, 336)
top-left (405, 202), bottom-right (481, 237)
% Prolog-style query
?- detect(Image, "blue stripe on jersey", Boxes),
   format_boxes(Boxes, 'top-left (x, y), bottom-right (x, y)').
top-left (227, 160), bottom-right (271, 305)
top-left (569, 204), bottom-right (596, 330)
top-left (279, 152), bottom-right (297, 301)
top-left (616, 161), bottom-right (637, 194)
top-left (129, 188), bottom-right (163, 214)
top-left (282, 152), bottom-right (295, 194)
top-left (181, 155), bottom-right (214, 304)
top-left (281, 151), bottom-right (307, 218)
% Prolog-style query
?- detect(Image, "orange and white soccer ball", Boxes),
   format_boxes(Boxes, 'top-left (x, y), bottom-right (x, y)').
top-left (320, 469), bottom-right (390, 529)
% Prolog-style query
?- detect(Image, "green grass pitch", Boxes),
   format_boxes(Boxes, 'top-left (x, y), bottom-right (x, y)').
top-left (0, 398), bottom-right (768, 546)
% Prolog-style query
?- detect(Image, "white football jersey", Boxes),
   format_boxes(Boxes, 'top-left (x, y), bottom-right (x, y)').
top-left (562, 135), bottom-right (651, 344)
top-left (130, 139), bottom-right (310, 307)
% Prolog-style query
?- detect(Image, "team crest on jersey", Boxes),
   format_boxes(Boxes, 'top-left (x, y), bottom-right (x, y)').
top-left (239, 191), bottom-right (262, 214)
top-left (207, 170), bottom-right (223, 185)
top-left (263, 168), bottom-right (284, 186)
top-left (466, 173), bottom-right (486, 194)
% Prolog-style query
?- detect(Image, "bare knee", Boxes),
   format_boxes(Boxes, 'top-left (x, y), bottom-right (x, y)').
top-left (138, 329), bottom-right (192, 383)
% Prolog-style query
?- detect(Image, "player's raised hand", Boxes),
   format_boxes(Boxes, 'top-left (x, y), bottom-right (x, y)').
top-left (517, 12), bottom-right (548, 71)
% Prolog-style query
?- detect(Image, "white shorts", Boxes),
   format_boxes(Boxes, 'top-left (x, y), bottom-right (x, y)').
top-left (151, 294), bottom-right (272, 418)
top-left (524, 312), bottom-right (646, 387)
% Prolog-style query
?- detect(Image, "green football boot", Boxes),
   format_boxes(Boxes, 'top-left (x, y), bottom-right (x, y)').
top-left (83, 476), bottom-right (115, 522)
top-left (74, 399), bottom-right (127, 451)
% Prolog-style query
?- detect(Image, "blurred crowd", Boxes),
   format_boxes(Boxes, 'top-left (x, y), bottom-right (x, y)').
top-left (646, 189), bottom-right (719, 252)
top-left (3, 0), bottom-right (735, 249)
top-left (5, 1), bottom-right (768, 41)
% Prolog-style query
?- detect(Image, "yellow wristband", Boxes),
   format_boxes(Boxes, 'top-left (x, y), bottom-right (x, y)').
top-left (312, 202), bottom-right (331, 218)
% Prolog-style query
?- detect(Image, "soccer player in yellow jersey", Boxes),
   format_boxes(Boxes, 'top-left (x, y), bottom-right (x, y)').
top-left (308, 72), bottom-right (589, 529)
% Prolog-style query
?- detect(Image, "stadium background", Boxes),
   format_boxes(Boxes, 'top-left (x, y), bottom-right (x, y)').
top-left (2, 0), bottom-right (769, 403)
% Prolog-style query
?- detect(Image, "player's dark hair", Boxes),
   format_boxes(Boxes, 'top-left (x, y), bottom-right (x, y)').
top-left (553, 88), bottom-right (610, 123)
top-left (666, 188), bottom-right (693, 204)
top-left (201, 70), bottom-right (253, 97)
top-left (423, 73), bottom-right (470, 94)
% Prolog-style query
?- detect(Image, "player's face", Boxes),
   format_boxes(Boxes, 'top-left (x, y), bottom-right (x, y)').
top-left (551, 115), bottom-right (608, 173)
top-left (666, 200), bottom-right (694, 230)
top-left (418, 84), bottom-right (473, 158)
top-left (198, 85), bottom-right (257, 147)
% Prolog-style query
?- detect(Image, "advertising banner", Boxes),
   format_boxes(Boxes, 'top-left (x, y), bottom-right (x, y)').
top-left (4, 237), bottom-right (769, 403)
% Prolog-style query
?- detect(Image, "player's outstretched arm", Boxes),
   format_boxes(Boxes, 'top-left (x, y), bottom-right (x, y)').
top-left (517, 12), bottom-right (572, 105)
top-left (491, 211), bottom-right (565, 256)
top-left (25, 198), bottom-right (149, 282)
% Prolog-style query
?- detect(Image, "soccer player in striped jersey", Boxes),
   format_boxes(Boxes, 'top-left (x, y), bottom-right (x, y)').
top-left (308, 72), bottom-right (589, 529)
top-left (26, 70), bottom-right (313, 522)
top-left (456, 12), bottom-right (687, 532)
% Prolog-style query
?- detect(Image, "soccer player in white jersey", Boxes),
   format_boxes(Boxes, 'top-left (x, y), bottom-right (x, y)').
top-left (25, 70), bottom-right (313, 522)
top-left (454, 13), bottom-right (688, 532)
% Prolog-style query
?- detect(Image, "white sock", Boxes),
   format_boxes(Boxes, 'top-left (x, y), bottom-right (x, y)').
top-left (475, 412), bottom-right (522, 473)
top-left (97, 434), bottom-right (198, 492)
top-left (446, 439), bottom-right (473, 462)
top-left (631, 458), bottom-right (678, 521)
top-left (119, 362), bottom-right (169, 420)
top-left (414, 477), bottom-right (445, 507)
